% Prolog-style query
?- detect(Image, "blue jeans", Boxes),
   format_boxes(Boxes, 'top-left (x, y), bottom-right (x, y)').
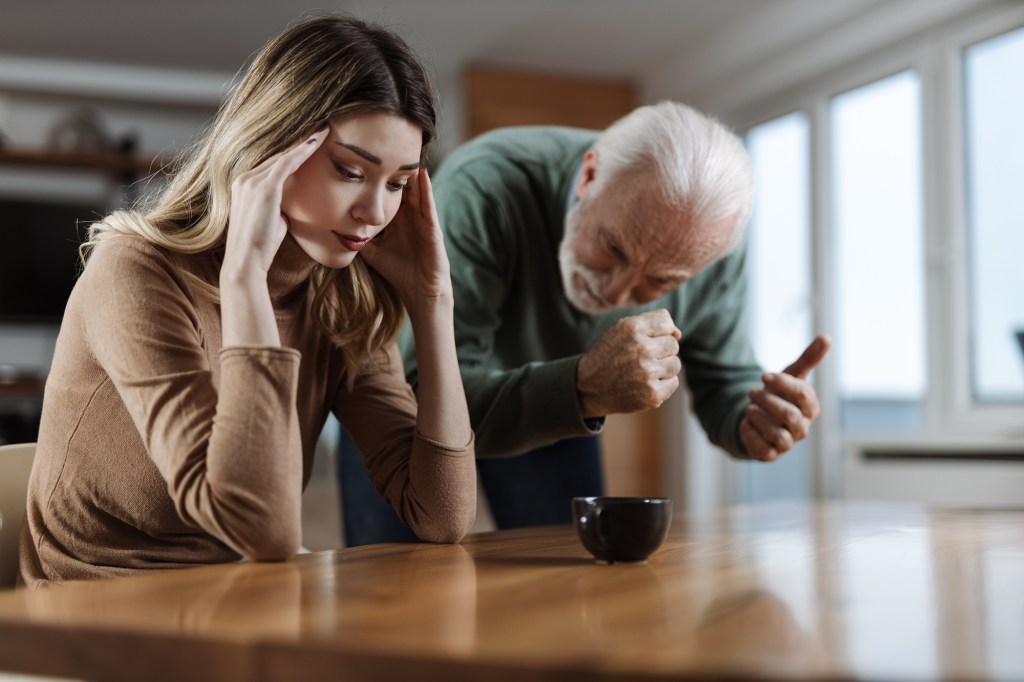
top-left (336, 429), bottom-right (605, 547)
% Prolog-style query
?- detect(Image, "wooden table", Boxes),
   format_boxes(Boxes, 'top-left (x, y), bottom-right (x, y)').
top-left (0, 500), bottom-right (1022, 681)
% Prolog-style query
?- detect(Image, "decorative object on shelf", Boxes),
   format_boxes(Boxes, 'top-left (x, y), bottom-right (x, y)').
top-left (117, 131), bottom-right (139, 155)
top-left (48, 107), bottom-right (113, 154)
top-left (0, 365), bottom-right (17, 384)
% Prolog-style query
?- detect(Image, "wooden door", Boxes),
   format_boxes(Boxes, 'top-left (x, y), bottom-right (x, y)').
top-left (465, 66), bottom-right (635, 138)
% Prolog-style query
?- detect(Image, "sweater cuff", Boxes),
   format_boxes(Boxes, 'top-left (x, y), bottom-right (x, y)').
top-left (722, 408), bottom-right (750, 459)
top-left (219, 345), bottom-right (302, 362)
top-left (414, 428), bottom-right (475, 456)
top-left (524, 354), bottom-right (605, 439)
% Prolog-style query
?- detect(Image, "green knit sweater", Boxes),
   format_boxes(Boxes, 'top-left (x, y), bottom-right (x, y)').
top-left (401, 126), bottom-right (763, 458)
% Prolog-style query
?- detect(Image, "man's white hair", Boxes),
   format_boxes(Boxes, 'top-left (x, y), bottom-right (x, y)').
top-left (591, 101), bottom-right (755, 251)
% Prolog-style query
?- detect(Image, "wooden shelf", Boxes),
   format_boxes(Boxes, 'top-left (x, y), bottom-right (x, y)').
top-left (0, 148), bottom-right (167, 176)
top-left (0, 377), bottom-right (45, 399)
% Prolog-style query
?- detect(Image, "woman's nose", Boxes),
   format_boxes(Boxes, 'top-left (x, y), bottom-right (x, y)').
top-left (352, 185), bottom-right (387, 226)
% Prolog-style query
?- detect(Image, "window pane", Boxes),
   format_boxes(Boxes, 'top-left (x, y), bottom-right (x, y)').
top-left (742, 112), bottom-right (812, 502)
top-left (964, 26), bottom-right (1024, 402)
top-left (831, 72), bottom-right (925, 422)
top-left (747, 113), bottom-right (813, 370)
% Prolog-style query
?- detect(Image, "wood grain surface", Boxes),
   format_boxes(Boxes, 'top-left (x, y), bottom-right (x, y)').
top-left (1, 500), bottom-right (1022, 681)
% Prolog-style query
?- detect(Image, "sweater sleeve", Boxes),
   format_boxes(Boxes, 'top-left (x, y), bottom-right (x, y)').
top-left (81, 238), bottom-right (304, 560)
top-left (334, 344), bottom-right (476, 543)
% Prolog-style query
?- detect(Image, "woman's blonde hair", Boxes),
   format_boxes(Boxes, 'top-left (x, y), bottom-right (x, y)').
top-left (85, 14), bottom-right (437, 378)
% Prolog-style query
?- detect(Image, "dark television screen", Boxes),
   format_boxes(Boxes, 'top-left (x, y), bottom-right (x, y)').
top-left (0, 198), bottom-right (103, 323)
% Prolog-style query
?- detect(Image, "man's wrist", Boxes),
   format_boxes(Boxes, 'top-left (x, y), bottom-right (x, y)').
top-left (575, 354), bottom-right (604, 419)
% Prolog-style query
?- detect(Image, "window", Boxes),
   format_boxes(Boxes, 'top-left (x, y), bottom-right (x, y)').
top-left (728, 7), bottom-right (1024, 505)
top-left (742, 112), bottom-right (812, 502)
top-left (746, 113), bottom-right (813, 372)
top-left (964, 26), bottom-right (1024, 403)
top-left (830, 71), bottom-right (925, 433)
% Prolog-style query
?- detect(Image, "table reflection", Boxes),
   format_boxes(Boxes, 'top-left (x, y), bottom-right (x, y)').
top-left (298, 542), bottom-right (477, 655)
top-left (684, 589), bottom-right (826, 675)
top-left (575, 562), bottom-right (669, 641)
top-left (23, 562), bottom-right (303, 638)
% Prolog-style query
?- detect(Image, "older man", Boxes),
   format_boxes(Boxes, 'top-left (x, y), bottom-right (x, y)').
top-left (337, 101), bottom-right (830, 545)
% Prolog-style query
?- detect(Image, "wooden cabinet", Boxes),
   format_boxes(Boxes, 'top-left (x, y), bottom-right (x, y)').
top-left (465, 66), bottom-right (635, 139)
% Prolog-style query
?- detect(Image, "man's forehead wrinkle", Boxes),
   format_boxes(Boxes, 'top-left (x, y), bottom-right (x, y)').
top-left (638, 209), bottom-right (739, 278)
top-left (596, 174), bottom-right (714, 275)
top-left (632, 205), bottom-right (701, 273)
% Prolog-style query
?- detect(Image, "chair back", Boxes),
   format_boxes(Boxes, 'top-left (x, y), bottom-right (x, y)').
top-left (0, 442), bottom-right (36, 589)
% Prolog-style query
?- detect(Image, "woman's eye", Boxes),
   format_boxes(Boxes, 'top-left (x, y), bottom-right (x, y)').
top-left (333, 162), bottom-right (362, 181)
top-left (387, 181), bottom-right (409, 192)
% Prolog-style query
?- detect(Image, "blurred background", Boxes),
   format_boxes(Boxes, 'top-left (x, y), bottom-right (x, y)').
top-left (1, 0), bottom-right (1022, 547)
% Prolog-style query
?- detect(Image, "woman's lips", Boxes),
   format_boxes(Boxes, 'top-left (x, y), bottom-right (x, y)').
top-left (333, 232), bottom-right (370, 252)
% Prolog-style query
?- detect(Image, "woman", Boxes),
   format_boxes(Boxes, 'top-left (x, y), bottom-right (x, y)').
top-left (19, 14), bottom-right (476, 586)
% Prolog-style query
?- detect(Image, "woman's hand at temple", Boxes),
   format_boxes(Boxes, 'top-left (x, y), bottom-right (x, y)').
top-left (223, 127), bottom-right (329, 278)
top-left (360, 168), bottom-right (454, 311)
top-left (219, 126), bottom-right (329, 348)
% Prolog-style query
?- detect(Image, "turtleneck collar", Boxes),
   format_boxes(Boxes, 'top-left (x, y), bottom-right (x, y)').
top-left (266, 233), bottom-right (319, 308)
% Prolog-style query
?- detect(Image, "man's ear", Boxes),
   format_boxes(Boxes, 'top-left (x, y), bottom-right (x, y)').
top-left (575, 149), bottom-right (599, 201)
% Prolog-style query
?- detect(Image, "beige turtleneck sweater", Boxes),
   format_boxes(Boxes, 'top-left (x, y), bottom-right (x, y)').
top-left (19, 234), bottom-right (476, 587)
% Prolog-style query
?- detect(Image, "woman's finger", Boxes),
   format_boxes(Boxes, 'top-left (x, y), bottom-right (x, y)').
top-left (419, 167), bottom-right (439, 222)
top-left (267, 125), bottom-right (330, 184)
top-left (241, 124), bottom-right (327, 181)
top-left (401, 166), bottom-right (423, 218)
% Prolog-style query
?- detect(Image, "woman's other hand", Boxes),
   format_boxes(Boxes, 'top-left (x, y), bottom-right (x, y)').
top-left (360, 168), bottom-right (453, 310)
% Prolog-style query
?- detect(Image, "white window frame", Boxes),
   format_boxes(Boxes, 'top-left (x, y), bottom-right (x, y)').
top-left (936, 7), bottom-right (1024, 431)
top-left (729, 2), bottom-right (1024, 502)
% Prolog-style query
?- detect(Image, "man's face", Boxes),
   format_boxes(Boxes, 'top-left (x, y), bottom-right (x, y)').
top-left (558, 159), bottom-right (735, 316)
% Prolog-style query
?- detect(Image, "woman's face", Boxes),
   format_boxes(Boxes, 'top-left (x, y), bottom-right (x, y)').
top-left (281, 112), bottom-right (423, 269)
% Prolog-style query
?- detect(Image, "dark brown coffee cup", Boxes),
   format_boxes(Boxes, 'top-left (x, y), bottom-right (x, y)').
top-left (572, 496), bottom-right (672, 563)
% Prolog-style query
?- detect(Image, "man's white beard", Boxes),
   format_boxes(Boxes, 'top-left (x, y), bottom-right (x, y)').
top-left (558, 202), bottom-right (637, 315)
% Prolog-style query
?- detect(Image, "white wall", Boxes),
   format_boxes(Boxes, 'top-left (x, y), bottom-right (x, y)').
top-left (640, 0), bottom-right (1004, 125)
